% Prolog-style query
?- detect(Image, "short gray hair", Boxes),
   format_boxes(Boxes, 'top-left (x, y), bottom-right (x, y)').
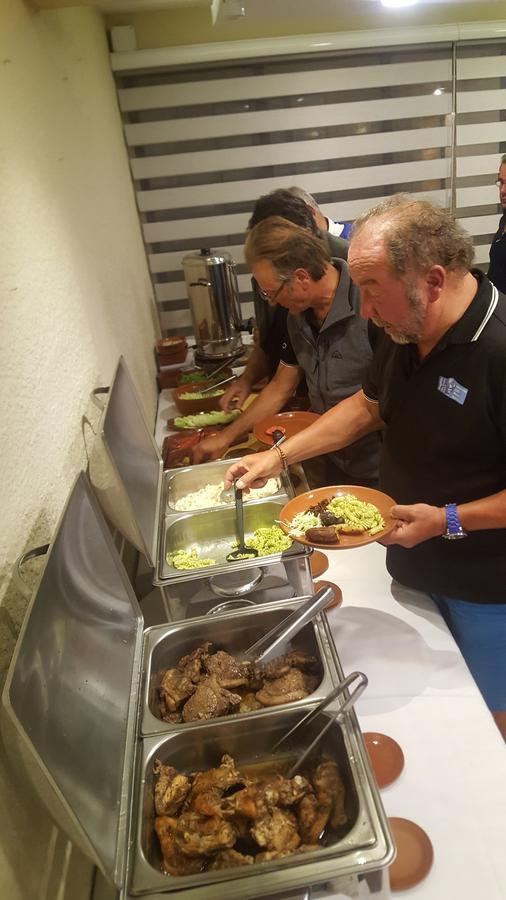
top-left (286, 186), bottom-right (319, 211)
top-left (500, 153), bottom-right (506, 166)
top-left (352, 193), bottom-right (474, 279)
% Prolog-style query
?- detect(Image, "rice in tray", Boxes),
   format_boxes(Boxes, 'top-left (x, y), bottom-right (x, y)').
top-left (172, 478), bottom-right (280, 511)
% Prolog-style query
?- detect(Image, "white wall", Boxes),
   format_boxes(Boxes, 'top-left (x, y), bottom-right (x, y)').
top-left (0, 1), bottom-right (159, 896)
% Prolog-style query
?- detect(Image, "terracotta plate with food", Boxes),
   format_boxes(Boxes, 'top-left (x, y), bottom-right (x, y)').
top-left (253, 411), bottom-right (320, 445)
top-left (279, 485), bottom-right (396, 550)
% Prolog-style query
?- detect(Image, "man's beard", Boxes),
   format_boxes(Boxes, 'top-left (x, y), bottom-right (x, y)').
top-left (372, 285), bottom-right (425, 344)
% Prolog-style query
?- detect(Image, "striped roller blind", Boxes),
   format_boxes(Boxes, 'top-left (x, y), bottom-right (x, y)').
top-left (115, 44), bottom-right (455, 334)
top-left (455, 41), bottom-right (506, 274)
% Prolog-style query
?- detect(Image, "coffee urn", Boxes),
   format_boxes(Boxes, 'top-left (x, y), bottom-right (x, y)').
top-left (182, 248), bottom-right (244, 361)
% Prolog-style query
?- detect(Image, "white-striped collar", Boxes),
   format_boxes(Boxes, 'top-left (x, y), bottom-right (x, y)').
top-left (471, 284), bottom-right (498, 342)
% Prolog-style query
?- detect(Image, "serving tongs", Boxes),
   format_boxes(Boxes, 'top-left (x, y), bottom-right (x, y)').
top-left (199, 373), bottom-right (237, 395)
top-left (238, 584), bottom-right (335, 663)
top-left (226, 484), bottom-right (259, 562)
top-left (272, 670), bottom-right (368, 777)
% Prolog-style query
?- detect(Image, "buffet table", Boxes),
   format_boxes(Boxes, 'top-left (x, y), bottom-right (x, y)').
top-left (320, 542), bottom-right (506, 900)
top-left (154, 389), bottom-right (506, 900)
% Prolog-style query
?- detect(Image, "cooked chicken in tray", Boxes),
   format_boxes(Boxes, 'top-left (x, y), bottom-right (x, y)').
top-left (157, 643), bottom-right (320, 724)
top-left (153, 754), bottom-right (348, 876)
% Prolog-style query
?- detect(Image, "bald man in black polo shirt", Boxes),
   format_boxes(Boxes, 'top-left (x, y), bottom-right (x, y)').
top-left (226, 195), bottom-right (506, 739)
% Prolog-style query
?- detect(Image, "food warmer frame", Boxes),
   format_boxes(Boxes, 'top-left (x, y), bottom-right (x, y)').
top-left (2, 472), bottom-right (394, 900)
top-left (89, 357), bottom-right (313, 610)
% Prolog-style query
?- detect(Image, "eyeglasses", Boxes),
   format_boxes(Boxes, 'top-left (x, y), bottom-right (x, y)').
top-left (256, 277), bottom-right (291, 305)
top-left (495, 180), bottom-right (506, 188)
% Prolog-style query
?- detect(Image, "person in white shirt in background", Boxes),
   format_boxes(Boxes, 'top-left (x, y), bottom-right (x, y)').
top-left (286, 185), bottom-right (353, 240)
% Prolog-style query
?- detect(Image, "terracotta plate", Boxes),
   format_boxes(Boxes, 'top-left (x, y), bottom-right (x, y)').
top-left (253, 411), bottom-right (320, 445)
top-left (313, 580), bottom-right (343, 610)
top-left (388, 817), bottom-right (434, 892)
top-left (363, 732), bottom-right (405, 788)
top-left (279, 485), bottom-right (396, 550)
top-left (309, 550), bottom-right (329, 578)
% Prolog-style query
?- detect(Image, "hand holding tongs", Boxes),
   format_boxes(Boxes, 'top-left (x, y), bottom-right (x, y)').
top-left (237, 584), bottom-right (335, 663)
top-left (272, 670), bottom-right (368, 777)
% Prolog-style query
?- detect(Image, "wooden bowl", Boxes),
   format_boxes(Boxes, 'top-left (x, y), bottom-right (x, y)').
top-left (172, 382), bottom-right (226, 416)
top-left (176, 366), bottom-right (233, 387)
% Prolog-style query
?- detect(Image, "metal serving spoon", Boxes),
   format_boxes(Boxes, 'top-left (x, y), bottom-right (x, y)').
top-left (226, 484), bottom-right (259, 562)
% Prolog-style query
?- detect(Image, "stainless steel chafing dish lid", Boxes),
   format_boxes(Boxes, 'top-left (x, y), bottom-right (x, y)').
top-left (89, 355), bottom-right (163, 565)
top-left (2, 472), bottom-right (145, 889)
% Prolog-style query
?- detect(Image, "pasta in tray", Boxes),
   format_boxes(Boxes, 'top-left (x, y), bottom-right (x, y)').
top-left (172, 478), bottom-right (280, 512)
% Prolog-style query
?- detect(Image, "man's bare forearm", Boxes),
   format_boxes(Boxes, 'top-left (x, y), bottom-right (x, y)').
top-left (214, 364), bottom-right (301, 445)
top-left (279, 391), bottom-right (384, 465)
top-left (458, 490), bottom-right (506, 531)
top-left (238, 345), bottom-right (270, 390)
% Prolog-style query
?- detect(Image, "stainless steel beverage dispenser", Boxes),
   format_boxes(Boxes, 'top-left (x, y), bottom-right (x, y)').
top-left (182, 247), bottom-right (244, 361)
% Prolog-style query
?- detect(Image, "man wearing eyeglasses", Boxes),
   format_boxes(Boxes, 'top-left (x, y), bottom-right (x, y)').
top-left (488, 154), bottom-right (506, 294)
top-left (194, 216), bottom-right (380, 488)
top-left (217, 189), bottom-right (349, 415)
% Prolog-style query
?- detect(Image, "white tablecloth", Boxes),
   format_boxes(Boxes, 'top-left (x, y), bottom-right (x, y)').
top-left (155, 394), bottom-right (506, 898)
top-left (321, 541), bottom-right (506, 899)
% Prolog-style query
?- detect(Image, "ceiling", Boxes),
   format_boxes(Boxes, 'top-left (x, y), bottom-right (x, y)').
top-left (31, 0), bottom-right (505, 19)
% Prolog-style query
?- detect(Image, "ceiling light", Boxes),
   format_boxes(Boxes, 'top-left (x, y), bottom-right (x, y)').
top-left (381, 0), bottom-right (419, 8)
top-left (433, 87), bottom-right (444, 96)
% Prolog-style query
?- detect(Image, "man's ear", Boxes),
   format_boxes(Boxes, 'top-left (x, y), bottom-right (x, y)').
top-left (292, 267), bottom-right (310, 286)
top-left (425, 265), bottom-right (445, 301)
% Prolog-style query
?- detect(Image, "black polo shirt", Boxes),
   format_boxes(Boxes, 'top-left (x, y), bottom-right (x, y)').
top-left (488, 212), bottom-right (506, 294)
top-left (363, 271), bottom-right (506, 603)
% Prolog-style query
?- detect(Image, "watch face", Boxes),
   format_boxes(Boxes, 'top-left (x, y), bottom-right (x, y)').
top-left (442, 530), bottom-right (467, 540)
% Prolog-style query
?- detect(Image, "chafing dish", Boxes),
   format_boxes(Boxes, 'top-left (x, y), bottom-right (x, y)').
top-left (141, 599), bottom-right (340, 735)
top-left (165, 458), bottom-right (286, 511)
top-left (89, 357), bottom-right (312, 601)
top-left (3, 472), bottom-right (393, 900)
top-left (131, 708), bottom-right (393, 897)
top-left (157, 556), bottom-right (314, 621)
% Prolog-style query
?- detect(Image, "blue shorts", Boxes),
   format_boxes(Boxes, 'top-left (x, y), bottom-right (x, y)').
top-left (431, 594), bottom-right (506, 712)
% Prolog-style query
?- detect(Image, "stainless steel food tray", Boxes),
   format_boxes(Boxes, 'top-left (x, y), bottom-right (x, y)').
top-left (157, 556), bottom-right (314, 621)
top-left (161, 499), bottom-right (307, 582)
top-left (128, 707), bottom-right (394, 898)
top-left (141, 599), bottom-right (341, 735)
top-left (2, 472), bottom-right (392, 900)
top-left (89, 357), bottom-right (311, 591)
top-left (165, 458), bottom-right (288, 512)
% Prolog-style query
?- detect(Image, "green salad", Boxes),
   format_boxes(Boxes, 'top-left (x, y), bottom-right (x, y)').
top-left (179, 371), bottom-right (208, 384)
top-left (174, 409), bottom-right (241, 429)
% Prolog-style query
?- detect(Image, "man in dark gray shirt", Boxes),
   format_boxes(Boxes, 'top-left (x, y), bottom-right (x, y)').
top-left (194, 216), bottom-right (379, 486)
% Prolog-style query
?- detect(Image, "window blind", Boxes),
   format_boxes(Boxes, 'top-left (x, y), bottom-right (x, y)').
top-left (115, 44), bottom-right (457, 334)
top-left (455, 41), bottom-right (506, 272)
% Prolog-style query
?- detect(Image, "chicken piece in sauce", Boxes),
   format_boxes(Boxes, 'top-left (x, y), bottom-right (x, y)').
top-left (182, 676), bottom-right (241, 723)
top-left (154, 754), bottom-right (347, 877)
top-left (251, 807), bottom-right (300, 853)
top-left (297, 760), bottom-right (347, 843)
top-left (154, 760), bottom-right (191, 816)
top-left (203, 650), bottom-right (251, 690)
top-left (154, 816), bottom-right (205, 876)
top-left (208, 848), bottom-right (254, 869)
top-left (255, 668), bottom-right (318, 707)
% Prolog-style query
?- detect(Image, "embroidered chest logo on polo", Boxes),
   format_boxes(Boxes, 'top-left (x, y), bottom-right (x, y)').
top-left (437, 376), bottom-right (468, 406)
